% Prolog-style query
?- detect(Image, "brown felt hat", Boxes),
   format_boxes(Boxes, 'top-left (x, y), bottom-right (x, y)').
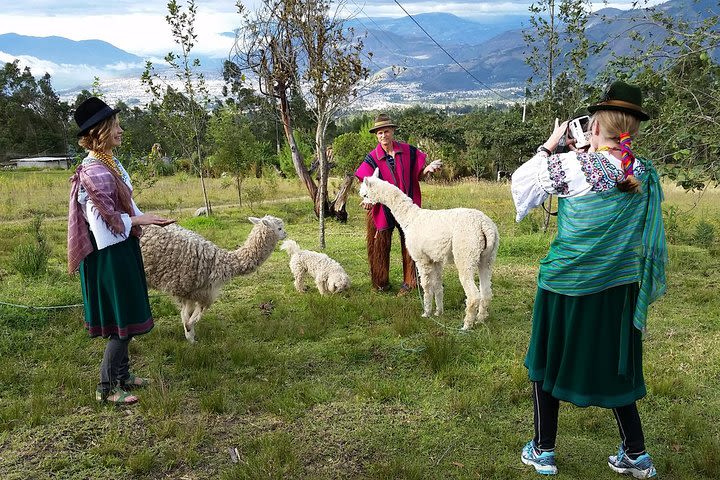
top-left (587, 81), bottom-right (650, 121)
top-left (369, 113), bottom-right (398, 133)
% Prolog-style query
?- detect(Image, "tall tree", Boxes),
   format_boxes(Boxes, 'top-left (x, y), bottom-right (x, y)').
top-left (293, 0), bottom-right (369, 246)
top-left (600, 3), bottom-right (720, 189)
top-left (0, 61), bottom-right (69, 161)
top-left (523, 0), bottom-right (593, 123)
top-left (142, 0), bottom-right (213, 214)
top-left (230, 0), bottom-right (368, 245)
top-left (208, 104), bottom-right (265, 205)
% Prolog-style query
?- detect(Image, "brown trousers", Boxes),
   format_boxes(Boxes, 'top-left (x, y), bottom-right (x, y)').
top-left (366, 212), bottom-right (417, 291)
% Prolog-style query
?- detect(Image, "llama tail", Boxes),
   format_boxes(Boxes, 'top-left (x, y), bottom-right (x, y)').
top-left (280, 239), bottom-right (300, 256)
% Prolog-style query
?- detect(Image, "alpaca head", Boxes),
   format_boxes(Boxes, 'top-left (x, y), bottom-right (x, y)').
top-left (359, 168), bottom-right (384, 206)
top-left (249, 215), bottom-right (287, 241)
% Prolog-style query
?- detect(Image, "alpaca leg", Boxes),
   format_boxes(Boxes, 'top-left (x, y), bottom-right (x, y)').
top-left (476, 261), bottom-right (494, 324)
top-left (457, 264), bottom-right (481, 330)
top-left (417, 263), bottom-right (434, 317)
top-left (430, 263), bottom-right (444, 316)
top-left (180, 300), bottom-right (194, 340)
top-left (185, 303), bottom-right (206, 343)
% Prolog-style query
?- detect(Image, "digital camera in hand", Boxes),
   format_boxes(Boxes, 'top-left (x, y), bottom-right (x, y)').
top-left (555, 115), bottom-right (591, 153)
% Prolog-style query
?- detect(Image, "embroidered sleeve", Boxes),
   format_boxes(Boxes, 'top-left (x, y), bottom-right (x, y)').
top-left (511, 153), bottom-right (550, 222)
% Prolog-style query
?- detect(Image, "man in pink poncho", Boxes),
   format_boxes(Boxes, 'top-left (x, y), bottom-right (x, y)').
top-left (355, 113), bottom-right (442, 295)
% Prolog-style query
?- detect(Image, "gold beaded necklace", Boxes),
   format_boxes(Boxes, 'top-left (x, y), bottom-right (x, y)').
top-left (91, 150), bottom-right (122, 178)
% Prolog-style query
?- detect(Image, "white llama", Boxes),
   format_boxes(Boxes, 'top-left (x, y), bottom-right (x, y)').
top-left (359, 170), bottom-right (499, 330)
top-left (140, 215), bottom-right (287, 342)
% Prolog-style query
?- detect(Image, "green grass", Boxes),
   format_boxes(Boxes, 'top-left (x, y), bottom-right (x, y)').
top-left (0, 171), bottom-right (719, 479)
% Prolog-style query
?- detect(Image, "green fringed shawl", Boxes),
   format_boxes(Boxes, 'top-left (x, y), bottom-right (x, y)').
top-left (538, 159), bottom-right (667, 332)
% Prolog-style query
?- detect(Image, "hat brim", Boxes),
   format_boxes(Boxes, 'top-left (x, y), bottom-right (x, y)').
top-left (76, 107), bottom-right (121, 137)
top-left (369, 123), bottom-right (398, 133)
top-left (587, 103), bottom-right (649, 121)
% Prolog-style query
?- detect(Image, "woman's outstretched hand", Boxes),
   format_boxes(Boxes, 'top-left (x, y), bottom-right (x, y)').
top-left (132, 213), bottom-right (175, 227)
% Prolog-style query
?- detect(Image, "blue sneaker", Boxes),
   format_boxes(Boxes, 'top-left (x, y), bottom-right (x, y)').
top-left (521, 440), bottom-right (558, 475)
top-left (608, 445), bottom-right (657, 478)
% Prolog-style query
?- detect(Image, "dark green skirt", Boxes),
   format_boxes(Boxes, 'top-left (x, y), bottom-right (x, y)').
top-left (79, 236), bottom-right (153, 339)
top-left (525, 283), bottom-right (645, 408)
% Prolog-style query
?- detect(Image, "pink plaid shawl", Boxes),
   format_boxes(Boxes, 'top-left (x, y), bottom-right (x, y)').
top-left (67, 162), bottom-right (141, 273)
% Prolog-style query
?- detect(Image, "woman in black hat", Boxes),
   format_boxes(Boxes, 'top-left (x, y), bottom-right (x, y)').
top-left (510, 81), bottom-right (667, 478)
top-left (68, 97), bottom-right (174, 405)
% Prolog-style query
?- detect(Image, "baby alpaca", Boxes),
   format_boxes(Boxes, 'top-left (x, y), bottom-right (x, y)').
top-left (280, 239), bottom-right (350, 294)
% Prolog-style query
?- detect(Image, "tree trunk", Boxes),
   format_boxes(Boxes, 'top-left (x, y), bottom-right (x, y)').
top-left (236, 176), bottom-right (242, 207)
top-left (278, 89), bottom-right (317, 201)
top-left (197, 143), bottom-right (212, 216)
top-left (329, 174), bottom-right (353, 223)
top-left (316, 125), bottom-right (327, 249)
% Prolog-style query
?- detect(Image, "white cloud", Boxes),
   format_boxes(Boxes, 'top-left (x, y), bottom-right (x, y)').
top-left (0, 7), bottom-right (241, 58)
top-left (0, 51), bottom-right (142, 90)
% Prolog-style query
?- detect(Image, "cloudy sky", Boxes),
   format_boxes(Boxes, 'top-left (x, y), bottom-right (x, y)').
top-left (0, 0), bottom-right (647, 58)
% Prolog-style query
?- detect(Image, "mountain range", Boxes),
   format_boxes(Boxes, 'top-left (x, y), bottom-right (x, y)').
top-left (0, 0), bottom-right (715, 107)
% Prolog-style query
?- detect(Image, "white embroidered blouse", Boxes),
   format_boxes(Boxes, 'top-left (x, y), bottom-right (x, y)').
top-left (77, 155), bottom-right (143, 250)
top-left (510, 151), bottom-right (645, 222)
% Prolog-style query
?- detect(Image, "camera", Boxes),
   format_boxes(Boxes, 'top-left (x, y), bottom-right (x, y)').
top-left (555, 115), bottom-right (591, 153)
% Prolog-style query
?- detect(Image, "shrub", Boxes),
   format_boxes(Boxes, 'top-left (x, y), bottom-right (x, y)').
top-left (10, 217), bottom-right (50, 277)
top-left (694, 220), bottom-right (716, 249)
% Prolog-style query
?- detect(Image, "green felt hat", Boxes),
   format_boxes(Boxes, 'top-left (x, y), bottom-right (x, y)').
top-left (588, 81), bottom-right (650, 121)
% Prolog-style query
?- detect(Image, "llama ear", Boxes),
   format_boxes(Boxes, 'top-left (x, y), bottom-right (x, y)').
top-left (372, 167), bottom-right (379, 178)
top-left (248, 217), bottom-right (260, 224)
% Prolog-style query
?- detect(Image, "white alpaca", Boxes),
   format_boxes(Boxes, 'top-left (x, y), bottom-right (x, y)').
top-left (280, 239), bottom-right (350, 294)
top-left (140, 215), bottom-right (287, 342)
top-left (359, 170), bottom-right (499, 330)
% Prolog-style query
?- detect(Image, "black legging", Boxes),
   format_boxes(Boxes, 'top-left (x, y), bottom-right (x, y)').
top-left (99, 336), bottom-right (130, 394)
top-left (532, 381), bottom-right (646, 457)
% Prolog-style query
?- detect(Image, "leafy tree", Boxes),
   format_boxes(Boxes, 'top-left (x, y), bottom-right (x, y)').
top-left (600, 4), bottom-right (720, 189)
top-left (142, 0), bottom-right (213, 214)
top-left (208, 105), bottom-right (265, 205)
top-left (0, 61), bottom-right (70, 161)
top-left (523, 0), bottom-right (593, 124)
top-left (231, 0), bottom-right (368, 247)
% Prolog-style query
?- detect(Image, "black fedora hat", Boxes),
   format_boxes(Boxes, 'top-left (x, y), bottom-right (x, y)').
top-left (369, 113), bottom-right (398, 133)
top-left (74, 97), bottom-right (121, 137)
top-left (587, 81), bottom-right (650, 121)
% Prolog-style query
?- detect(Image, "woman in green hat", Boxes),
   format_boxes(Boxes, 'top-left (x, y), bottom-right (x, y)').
top-left (511, 81), bottom-right (666, 478)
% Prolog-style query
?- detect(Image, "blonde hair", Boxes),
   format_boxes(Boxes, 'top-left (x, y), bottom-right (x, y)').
top-left (591, 110), bottom-right (642, 193)
top-left (78, 115), bottom-right (118, 152)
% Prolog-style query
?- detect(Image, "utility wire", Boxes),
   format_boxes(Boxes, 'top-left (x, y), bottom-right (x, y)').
top-left (393, 0), bottom-right (517, 102)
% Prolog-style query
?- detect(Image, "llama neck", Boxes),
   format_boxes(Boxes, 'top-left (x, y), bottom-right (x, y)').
top-left (376, 185), bottom-right (418, 229)
top-left (224, 225), bottom-right (277, 278)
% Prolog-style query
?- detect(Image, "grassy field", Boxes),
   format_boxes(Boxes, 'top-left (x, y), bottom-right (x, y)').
top-left (0, 169), bottom-right (718, 479)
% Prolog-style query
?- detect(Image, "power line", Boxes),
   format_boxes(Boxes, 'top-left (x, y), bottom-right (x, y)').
top-left (392, 0), bottom-right (517, 103)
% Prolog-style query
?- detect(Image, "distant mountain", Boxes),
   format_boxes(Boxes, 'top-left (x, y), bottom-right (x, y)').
top-left (0, 0), bottom-right (715, 106)
top-left (0, 33), bottom-right (143, 66)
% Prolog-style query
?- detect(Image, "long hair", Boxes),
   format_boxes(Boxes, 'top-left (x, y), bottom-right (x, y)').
top-left (78, 115), bottom-right (134, 215)
top-left (591, 110), bottom-right (642, 193)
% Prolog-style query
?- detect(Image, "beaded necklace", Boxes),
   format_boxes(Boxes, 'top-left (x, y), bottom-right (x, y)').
top-left (91, 150), bottom-right (123, 178)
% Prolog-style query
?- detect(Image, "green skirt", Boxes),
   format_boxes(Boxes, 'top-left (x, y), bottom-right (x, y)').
top-left (79, 235), bottom-right (153, 339)
top-left (524, 283), bottom-right (645, 408)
